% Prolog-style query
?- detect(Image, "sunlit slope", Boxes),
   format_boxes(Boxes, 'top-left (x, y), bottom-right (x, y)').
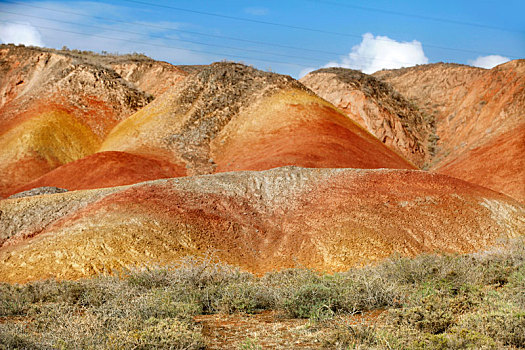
top-left (1, 167), bottom-right (523, 283)
top-left (437, 124), bottom-right (525, 203)
top-left (9, 151), bottom-right (187, 195)
top-left (110, 60), bottom-right (189, 97)
top-left (0, 111), bottom-right (99, 197)
top-left (101, 62), bottom-right (416, 174)
top-left (0, 45), bottom-right (153, 196)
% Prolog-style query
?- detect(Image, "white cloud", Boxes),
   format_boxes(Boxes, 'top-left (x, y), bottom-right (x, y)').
top-left (0, 1), bottom-right (212, 64)
top-left (244, 7), bottom-right (269, 16)
top-left (0, 22), bottom-right (44, 46)
top-left (323, 33), bottom-right (428, 74)
top-left (469, 55), bottom-right (510, 69)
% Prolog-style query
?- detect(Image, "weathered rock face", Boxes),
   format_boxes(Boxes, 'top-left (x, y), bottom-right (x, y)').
top-left (100, 62), bottom-right (415, 175)
top-left (0, 45), bottom-right (153, 197)
top-left (1, 166), bottom-right (523, 283)
top-left (301, 68), bottom-right (432, 167)
top-left (110, 60), bottom-right (189, 97)
top-left (374, 60), bottom-right (525, 202)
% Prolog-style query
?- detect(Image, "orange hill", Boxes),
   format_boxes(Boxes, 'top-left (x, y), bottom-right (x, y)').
top-left (8, 151), bottom-right (186, 194)
top-left (374, 60), bottom-right (525, 202)
top-left (100, 62), bottom-right (416, 175)
top-left (110, 59), bottom-right (189, 97)
top-left (0, 45), bottom-right (152, 197)
top-left (436, 124), bottom-right (525, 203)
top-left (0, 166), bottom-right (523, 283)
top-left (300, 68), bottom-right (432, 167)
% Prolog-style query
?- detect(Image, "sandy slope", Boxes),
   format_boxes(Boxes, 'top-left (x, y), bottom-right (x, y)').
top-left (1, 166), bottom-right (523, 283)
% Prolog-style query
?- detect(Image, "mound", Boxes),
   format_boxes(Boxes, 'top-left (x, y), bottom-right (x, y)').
top-left (9, 151), bottom-right (186, 195)
top-left (0, 45), bottom-right (153, 197)
top-left (100, 62), bottom-right (415, 175)
top-left (1, 166), bottom-right (523, 283)
top-left (300, 68), bottom-right (432, 167)
top-left (374, 60), bottom-right (525, 201)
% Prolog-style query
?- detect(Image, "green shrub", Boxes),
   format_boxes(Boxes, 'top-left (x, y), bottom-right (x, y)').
top-left (460, 309), bottom-right (525, 348)
top-left (218, 281), bottom-right (272, 314)
top-left (0, 238), bottom-right (522, 349)
top-left (322, 323), bottom-right (379, 349)
top-left (283, 282), bottom-right (335, 319)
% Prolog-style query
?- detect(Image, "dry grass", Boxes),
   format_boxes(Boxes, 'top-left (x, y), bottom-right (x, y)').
top-left (1, 238), bottom-right (524, 349)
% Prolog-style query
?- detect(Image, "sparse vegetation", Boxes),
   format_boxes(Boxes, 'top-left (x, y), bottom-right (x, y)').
top-left (2, 43), bottom-right (153, 66)
top-left (1, 238), bottom-right (524, 349)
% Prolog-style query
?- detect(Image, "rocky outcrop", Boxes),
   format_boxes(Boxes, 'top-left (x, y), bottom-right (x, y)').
top-left (0, 166), bottom-right (523, 283)
top-left (0, 45), bottom-right (152, 138)
top-left (301, 68), bottom-right (432, 167)
top-left (110, 60), bottom-right (189, 97)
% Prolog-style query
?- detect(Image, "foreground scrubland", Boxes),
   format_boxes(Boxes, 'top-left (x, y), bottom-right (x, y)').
top-left (1, 238), bottom-right (524, 349)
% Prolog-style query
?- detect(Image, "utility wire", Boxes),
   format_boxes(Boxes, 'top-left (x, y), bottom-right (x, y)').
top-left (0, 11), bottom-right (445, 67)
top-left (311, 0), bottom-right (523, 34)
top-left (120, 0), bottom-right (521, 57)
top-left (122, 0), bottom-right (357, 38)
top-left (0, 19), bottom-right (314, 68)
top-left (0, 10), bottom-right (333, 65)
top-left (0, 0), bottom-right (344, 56)
top-left (0, 0), bottom-right (519, 58)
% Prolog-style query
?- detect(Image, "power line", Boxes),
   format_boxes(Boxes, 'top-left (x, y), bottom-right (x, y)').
top-left (122, 0), bottom-right (358, 38)
top-left (0, 0), bottom-right (345, 57)
top-left (0, 11), bottom-right (448, 68)
top-left (0, 10), bottom-right (332, 66)
top-left (118, 0), bottom-right (521, 58)
top-left (0, 0), bottom-right (519, 58)
top-left (0, 20), bottom-right (312, 68)
top-left (1, 18), bottom-right (436, 69)
top-left (310, 0), bottom-right (523, 34)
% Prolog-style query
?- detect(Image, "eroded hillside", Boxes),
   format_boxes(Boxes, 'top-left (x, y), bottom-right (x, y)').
top-left (0, 45), bottom-right (153, 197)
top-left (374, 61), bottom-right (525, 202)
top-left (301, 68), bottom-right (432, 167)
top-left (0, 166), bottom-right (523, 283)
top-left (100, 62), bottom-right (415, 176)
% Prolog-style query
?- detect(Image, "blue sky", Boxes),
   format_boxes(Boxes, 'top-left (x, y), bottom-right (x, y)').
top-left (0, 0), bottom-right (523, 77)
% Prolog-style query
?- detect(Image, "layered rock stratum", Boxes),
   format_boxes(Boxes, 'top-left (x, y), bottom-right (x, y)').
top-left (0, 45), bottom-right (153, 197)
top-left (374, 61), bottom-right (525, 202)
top-left (100, 62), bottom-right (416, 176)
top-left (0, 166), bottom-right (523, 283)
top-left (109, 59), bottom-right (189, 97)
top-left (9, 151), bottom-right (186, 194)
top-left (300, 68), bottom-right (432, 167)
top-left (1, 47), bottom-right (523, 284)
